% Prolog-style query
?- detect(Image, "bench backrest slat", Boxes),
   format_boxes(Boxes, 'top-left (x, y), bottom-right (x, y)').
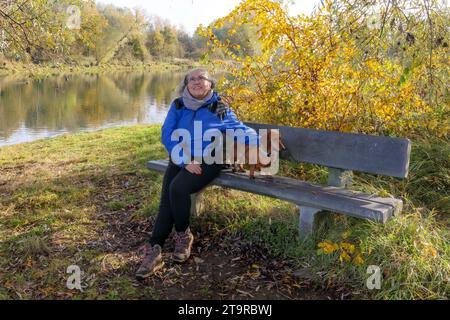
top-left (244, 122), bottom-right (411, 178)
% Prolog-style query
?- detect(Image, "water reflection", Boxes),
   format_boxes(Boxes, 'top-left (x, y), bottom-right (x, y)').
top-left (0, 71), bottom-right (185, 146)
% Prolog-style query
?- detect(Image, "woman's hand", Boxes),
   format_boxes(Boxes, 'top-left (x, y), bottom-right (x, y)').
top-left (185, 161), bottom-right (202, 175)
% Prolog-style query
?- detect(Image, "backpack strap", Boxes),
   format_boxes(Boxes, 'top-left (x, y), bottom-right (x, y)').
top-left (173, 97), bottom-right (183, 109)
top-left (173, 95), bottom-right (229, 120)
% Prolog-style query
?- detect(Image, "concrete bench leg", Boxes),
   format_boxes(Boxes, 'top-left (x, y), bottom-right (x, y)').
top-left (190, 191), bottom-right (204, 217)
top-left (297, 205), bottom-right (321, 238)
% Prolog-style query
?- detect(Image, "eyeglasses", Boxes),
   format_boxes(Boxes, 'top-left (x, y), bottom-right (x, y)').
top-left (188, 76), bottom-right (210, 83)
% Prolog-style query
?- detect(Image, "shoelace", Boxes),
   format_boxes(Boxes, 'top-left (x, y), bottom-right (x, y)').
top-left (142, 245), bottom-right (158, 264)
top-left (174, 233), bottom-right (188, 251)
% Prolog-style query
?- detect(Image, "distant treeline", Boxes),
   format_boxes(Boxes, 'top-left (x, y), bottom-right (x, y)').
top-left (0, 0), bottom-right (259, 66)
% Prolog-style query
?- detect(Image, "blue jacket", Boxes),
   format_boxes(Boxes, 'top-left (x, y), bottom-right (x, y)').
top-left (161, 92), bottom-right (259, 167)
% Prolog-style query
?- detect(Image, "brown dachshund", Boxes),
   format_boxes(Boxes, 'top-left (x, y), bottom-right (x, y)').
top-left (224, 129), bottom-right (286, 179)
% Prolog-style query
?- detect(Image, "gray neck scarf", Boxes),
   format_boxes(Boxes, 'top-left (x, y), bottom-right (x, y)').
top-left (182, 87), bottom-right (214, 111)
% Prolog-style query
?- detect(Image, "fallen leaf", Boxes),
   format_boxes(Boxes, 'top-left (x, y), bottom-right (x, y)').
top-left (194, 257), bottom-right (204, 264)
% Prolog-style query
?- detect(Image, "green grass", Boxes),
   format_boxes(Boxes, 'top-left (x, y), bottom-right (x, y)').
top-left (0, 125), bottom-right (448, 299)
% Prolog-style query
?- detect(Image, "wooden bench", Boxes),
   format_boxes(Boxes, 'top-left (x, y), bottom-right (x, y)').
top-left (147, 122), bottom-right (411, 237)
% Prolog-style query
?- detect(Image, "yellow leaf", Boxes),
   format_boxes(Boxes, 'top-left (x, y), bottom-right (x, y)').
top-left (340, 242), bottom-right (355, 254)
top-left (339, 251), bottom-right (351, 263)
top-left (423, 246), bottom-right (438, 258)
top-left (353, 254), bottom-right (365, 265)
top-left (318, 240), bottom-right (339, 254)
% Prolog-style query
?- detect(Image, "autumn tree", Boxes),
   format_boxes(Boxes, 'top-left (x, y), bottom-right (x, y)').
top-left (0, 0), bottom-right (106, 63)
top-left (199, 0), bottom-right (448, 136)
top-left (94, 5), bottom-right (149, 65)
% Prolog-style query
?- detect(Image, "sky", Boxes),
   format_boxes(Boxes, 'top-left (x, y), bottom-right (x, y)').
top-left (95, 0), bottom-right (321, 35)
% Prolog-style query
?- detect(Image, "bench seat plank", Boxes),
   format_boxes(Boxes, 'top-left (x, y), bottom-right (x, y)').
top-left (147, 159), bottom-right (402, 224)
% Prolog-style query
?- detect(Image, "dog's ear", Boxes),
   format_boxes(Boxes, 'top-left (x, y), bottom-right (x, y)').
top-left (208, 100), bottom-right (228, 121)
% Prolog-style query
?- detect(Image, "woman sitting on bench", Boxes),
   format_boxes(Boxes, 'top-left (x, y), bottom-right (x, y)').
top-left (136, 68), bottom-right (259, 279)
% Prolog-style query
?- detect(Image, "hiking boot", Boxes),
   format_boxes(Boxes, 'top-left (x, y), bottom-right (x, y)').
top-left (172, 228), bottom-right (194, 263)
top-left (136, 244), bottom-right (164, 279)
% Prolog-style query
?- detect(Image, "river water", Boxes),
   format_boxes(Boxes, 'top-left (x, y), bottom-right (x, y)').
top-left (0, 70), bottom-right (185, 147)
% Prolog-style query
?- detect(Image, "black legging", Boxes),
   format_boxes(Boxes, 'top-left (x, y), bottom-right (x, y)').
top-left (149, 160), bottom-right (223, 247)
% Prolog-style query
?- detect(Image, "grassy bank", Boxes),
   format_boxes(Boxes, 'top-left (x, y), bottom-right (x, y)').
top-left (0, 59), bottom-right (198, 79)
top-left (0, 125), bottom-right (448, 299)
